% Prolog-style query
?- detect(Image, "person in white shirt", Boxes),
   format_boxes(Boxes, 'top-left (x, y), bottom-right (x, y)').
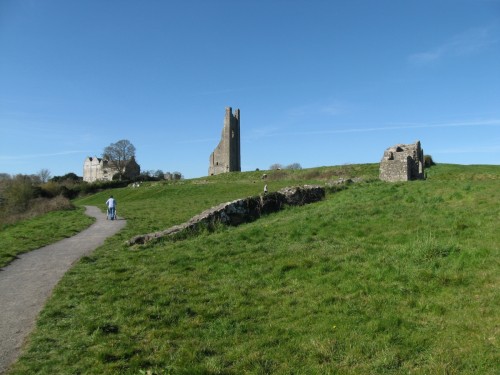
top-left (105, 195), bottom-right (116, 220)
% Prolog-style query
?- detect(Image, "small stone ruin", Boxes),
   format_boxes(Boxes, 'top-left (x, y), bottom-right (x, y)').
top-left (379, 140), bottom-right (425, 182)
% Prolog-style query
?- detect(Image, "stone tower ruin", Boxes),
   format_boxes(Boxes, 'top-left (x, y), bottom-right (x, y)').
top-left (208, 107), bottom-right (241, 176)
top-left (379, 140), bottom-right (425, 182)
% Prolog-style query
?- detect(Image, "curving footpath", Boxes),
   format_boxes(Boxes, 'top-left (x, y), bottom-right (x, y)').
top-left (0, 206), bottom-right (126, 374)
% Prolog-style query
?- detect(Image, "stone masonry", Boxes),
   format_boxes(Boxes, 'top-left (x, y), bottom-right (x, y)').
top-left (128, 185), bottom-right (325, 245)
top-left (208, 107), bottom-right (241, 176)
top-left (83, 156), bottom-right (140, 182)
top-left (379, 140), bottom-right (425, 182)
top-left (83, 157), bottom-right (112, 182)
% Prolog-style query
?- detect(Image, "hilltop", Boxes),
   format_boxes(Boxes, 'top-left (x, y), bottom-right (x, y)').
top-left (8, 163), bottom-right (500, 374)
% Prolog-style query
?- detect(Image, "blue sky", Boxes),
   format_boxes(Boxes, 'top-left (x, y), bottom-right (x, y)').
top-left (1, 0), bottom-right (499, 179)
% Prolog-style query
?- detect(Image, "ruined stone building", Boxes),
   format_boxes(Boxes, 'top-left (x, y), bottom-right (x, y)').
top-left (83, 156), bottom-right (140, 182)
top-left (83, 157), bottom-right (111, 182)
top-left (208, 107), bottom-right (241, 176)
top-left (379, 141), bottom-right (425, 182)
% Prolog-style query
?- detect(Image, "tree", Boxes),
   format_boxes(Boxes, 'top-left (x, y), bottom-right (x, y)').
top-left (0, 173), bottom-right (11, 181)
top-left (3, 174), bottom-right (35, 212)
top-left (154, 169), bottom-right (164, 179)
top-left (38, 169), bottom-right (51, 183)
top-left (102, 140), bottom-right (136, 180)
top-left (123, 156), bottom-right (141, 180)
top-left (172, 171), bottom-right (183, 180)
top-left (424, 155), bottom-right (436, 168)
top-left (269, 163), bottom-right (283, 170)
top-left (285, 163), bottom-right (302, 170)
top-left (61, 172), bottom-right (80, 182)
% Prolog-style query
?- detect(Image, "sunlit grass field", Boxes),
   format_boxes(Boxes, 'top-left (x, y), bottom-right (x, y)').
top-left (0, 207), bottom-right (94, 268)
top-left (8, 164), bottom-right (500, 374)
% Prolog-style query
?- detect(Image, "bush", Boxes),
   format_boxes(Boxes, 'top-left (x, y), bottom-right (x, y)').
top-left (424, 155), bottom-right (436, 168)
top-left (2, 176), bottom-right (34, 212)
top-left (285, 163), bottom-right (302, 170)
top-left (40, 181), bottom-right (63, 198)
top-left (0, 195), bottom-right (74, 226)
top-left (0, 173), bottom-right (87, 225)
top-left (79, 180), bottom-right (129, 195)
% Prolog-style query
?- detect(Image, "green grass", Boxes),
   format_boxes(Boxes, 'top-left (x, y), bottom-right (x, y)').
top-left (8, 164), bottom-right (500, 374)
top-left (0, 207), bottom-right (94, 268)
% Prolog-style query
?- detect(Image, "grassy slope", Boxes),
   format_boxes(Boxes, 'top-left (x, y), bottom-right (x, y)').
top-left (9, 164), bottom-right (500, 374)
top-left (0, 207), bottom-right (94, 268)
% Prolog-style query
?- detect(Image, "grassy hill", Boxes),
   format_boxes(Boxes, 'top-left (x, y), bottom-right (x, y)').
top-left (8, 164), bottom-right (500, 374)
top-left (0, 207), bottom-right (94, 267)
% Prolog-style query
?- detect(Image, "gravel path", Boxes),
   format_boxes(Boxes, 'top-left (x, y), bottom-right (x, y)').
top-left (0, 206), bottom-right (126, 374)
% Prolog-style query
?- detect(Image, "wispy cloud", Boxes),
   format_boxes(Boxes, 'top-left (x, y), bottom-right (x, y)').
top-left (177, 137), bottom-right (218, 144)
top-left (194, 88), bottom-right (245, 96)
top-left (321, 103), bottom-right (344, 116)
top-left (409, 26), bottom-right (498, 65)
top-left (258, 119), bottom-right (500, 138)
top-left (287, 99), bottom-right (347, 119)
top-left (436, 144), bottom-right (500, 154)
top-left (246, 126), bottom-right (283, 141)
top-left (193, 85), bottom-right (271, 96)
top-left (0, 150), bottom-right (88, 161)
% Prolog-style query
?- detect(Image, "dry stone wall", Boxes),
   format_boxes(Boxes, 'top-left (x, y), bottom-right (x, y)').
top-left (128, 185), bottom-right (325, 245)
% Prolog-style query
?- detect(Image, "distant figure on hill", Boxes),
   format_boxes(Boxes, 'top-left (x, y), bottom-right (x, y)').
top-left (106, 195), bottom-right (117, 220)
top-left (264, 184), bottom-right (268, 195)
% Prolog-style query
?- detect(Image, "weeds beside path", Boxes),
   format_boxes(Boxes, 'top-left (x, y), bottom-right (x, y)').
top-left (0, 206), bottom-right (95, 268)
top-left (0, 206), bottom-right (126, 374)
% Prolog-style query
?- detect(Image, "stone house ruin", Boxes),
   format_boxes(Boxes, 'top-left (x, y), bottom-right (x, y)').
top-left (83, 156), bottom-right (140, 182)
top-left (83, 157), bottom-right (110, 182)
top-left (379, 141), bottom-right (425, 182)
top-left (208, 107), bottom-right (241, 176)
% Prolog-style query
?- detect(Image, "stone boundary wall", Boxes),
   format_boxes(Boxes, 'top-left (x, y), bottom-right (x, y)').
top-left (128, 185), bottom-right (325, 245)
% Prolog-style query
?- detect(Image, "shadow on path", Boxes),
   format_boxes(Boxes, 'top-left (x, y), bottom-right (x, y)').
top-left (0, 206), bottom-right (126, 374)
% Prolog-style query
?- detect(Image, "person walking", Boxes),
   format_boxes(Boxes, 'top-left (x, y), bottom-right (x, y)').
top-left (105, 195), bottom-right (116, 220)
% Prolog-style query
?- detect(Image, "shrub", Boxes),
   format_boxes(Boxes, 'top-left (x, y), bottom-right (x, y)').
top-left (2, 176), bottom-right (34, 212)
top-left (285, 163), bottom-right (302, 170)
top-left (269, 163), bottom-right (283, 170)
top-left (40, 181), bottom-right (62, 198)
top-left (0, 195), bottom-right (74, 226)
top-left (79, 180), bottom-right (129, 195)
top-left (424, 155), bottom-right (436, 168)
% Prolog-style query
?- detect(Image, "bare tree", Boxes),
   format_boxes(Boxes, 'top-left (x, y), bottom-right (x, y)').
top-left (269, 163), bottom-right (283, 170)
top-left (38, 169), bottom-right (51, 183)
top-left (102, 140), bottom-right (136, 180)
top-left (285, 163), bottom-right (302, 170)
